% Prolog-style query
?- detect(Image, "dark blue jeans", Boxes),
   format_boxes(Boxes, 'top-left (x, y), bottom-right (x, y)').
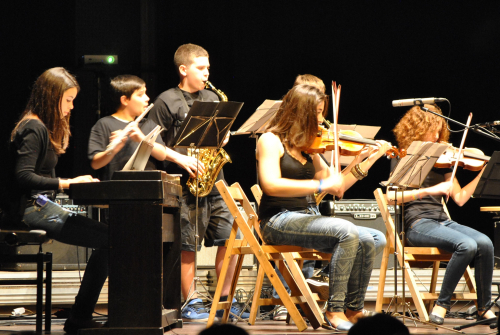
top-left (23, 197), bottom-right (109, 319)
top-left (406, 218), bottom-right (493, 311)
top-left (261, 209), bottom-right (360, 312)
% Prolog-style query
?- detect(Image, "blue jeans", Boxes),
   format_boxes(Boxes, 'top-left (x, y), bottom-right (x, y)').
top-left (272, 226), bottom-right (385, 311)
top-left (406, 219), bottom-right (494, 311)
top-left (23, 197), bottom-right (109, 319)
top-left (261, 209), bottom-right (359, 312)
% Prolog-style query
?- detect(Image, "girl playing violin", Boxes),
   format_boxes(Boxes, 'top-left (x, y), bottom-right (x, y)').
top-left (389, 104), bottom-right (494, 324)
top-left (256, 84), bottom-right (392, 330)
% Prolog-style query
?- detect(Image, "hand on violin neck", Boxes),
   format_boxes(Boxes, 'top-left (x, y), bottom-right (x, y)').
top-left (370, 140), bottom-right (393, 160)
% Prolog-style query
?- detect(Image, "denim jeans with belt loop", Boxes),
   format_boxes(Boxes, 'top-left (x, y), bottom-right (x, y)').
top-left (406, 218), bottom-right (494, 311)
top-left (261, 208), bottom-right (361, 312)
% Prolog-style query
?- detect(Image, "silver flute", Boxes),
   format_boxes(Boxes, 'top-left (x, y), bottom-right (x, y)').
top-left (106, 103), bottom-right (154, 154)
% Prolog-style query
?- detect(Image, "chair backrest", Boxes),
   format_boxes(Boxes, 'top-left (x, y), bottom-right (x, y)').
top-left (374, 188), bottom-right (402, 261)
top-left (215, 181), bottom-right (263, 240)
top-left (250, 184), bottom-right (263, 205)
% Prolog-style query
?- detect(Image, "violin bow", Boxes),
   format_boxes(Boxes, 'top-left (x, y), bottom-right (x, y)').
top-left (331, 81), bottom-right (341, 172)
top-left (447, 112), bottom-right (472, 202)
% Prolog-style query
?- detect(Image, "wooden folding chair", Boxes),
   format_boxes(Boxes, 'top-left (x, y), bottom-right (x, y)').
top-left (249, 185), bottom-right (332, 323)
top-left (373, 188), bottom-right (477, 322)
top-left (207, 181), bottom-right (329, 331)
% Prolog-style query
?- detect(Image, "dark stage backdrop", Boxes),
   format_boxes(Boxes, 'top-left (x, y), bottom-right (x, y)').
top-left (3, 1), bottom-right (500, 239)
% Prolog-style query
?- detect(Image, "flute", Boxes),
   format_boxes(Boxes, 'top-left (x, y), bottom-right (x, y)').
top-left (106, 103), bottom-right (154, 154)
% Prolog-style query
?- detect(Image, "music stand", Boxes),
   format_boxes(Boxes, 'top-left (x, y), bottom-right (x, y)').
top-left (381, 141), bottom-right (451, 329)
top-left (451, 151), bottom-right (500, 330)
top-left (173, 100), bottom-right (243, 308)
top-left (473, 151), bottom-right (500, 199)
top-left (232, 100), bottom-right (281, 187)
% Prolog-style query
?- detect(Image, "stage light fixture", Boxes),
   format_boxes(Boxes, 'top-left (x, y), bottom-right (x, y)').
top-left (83, 55), bottom-right (118, 65)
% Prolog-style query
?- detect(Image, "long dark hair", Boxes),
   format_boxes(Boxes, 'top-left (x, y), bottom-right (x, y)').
top-left (267, 84), bottom-right (326, 150)
top-left (11, 67), bottom-right (79, 155)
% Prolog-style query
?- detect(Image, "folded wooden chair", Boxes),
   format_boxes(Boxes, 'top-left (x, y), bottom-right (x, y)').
top-left (207, 181), bottom-right (329, 331)
top-left (373, 188), bottom-right (477, 322)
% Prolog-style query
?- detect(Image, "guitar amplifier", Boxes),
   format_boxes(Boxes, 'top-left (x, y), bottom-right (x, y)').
top-left (319, 199), bottom-right (397, 269)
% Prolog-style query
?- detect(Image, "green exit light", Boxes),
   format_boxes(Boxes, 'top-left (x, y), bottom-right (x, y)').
top-left (83, 55), bottom-right (119, 65)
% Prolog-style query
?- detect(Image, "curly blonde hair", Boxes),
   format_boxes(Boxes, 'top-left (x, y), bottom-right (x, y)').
top-left (393, 104), bottom-right (450, 151)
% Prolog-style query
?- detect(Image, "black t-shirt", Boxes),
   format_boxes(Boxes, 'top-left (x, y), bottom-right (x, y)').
top-left (88, 116), bottom-right (165, 181)
top-left (258, 149), bottom-right (315, 220)
top-left (401, 166), bottom-right (452, 228)
top-left (148, 87), bottom-right (224, 196)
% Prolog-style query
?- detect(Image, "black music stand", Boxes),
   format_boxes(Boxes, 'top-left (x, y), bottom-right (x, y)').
top-left (231, 99), bottom-right (281, 186)
top-left (473, 151), bottom-right (500, 199)
top-left (452, 151), bottom-right (500, 330)
top-left (381, 141), bottom-right (449, 329)
top-left (173, 100), bottom-right (243, 307)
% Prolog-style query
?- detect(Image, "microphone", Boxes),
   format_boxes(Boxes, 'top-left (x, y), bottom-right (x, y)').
top-left (474, 121), bottom-right (500, 127)
top-left (392, 97), bottom-right (446, 107)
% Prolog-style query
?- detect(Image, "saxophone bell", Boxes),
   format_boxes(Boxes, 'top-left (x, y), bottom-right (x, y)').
top-left (187, 81), bottom-right (231, 197)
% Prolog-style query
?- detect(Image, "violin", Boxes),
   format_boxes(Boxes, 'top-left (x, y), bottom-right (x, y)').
top-left (306, 125), bottom-right (405, 159)
top-left (434, 146), bottom-right (490, 171)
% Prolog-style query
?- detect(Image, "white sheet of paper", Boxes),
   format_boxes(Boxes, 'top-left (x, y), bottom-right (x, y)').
top-left (233, 100), bottom-right (282, 135)
top-left (122, 125), bottom-right (162, 171)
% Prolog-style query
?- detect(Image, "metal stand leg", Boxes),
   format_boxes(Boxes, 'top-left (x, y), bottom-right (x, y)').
top-left (181, 146), bottom-right (213, 312)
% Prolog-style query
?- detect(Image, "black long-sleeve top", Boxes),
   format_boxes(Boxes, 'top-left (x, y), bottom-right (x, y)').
top-left (11, 118), bottom-right (59, 202)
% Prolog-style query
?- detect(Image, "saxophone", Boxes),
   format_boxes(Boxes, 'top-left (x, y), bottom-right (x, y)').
top-left (186, 81), bottom-right (232, 197)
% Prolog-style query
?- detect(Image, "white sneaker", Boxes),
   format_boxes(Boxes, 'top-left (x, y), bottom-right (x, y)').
top-left (273, 306), bottom-right (288, 321)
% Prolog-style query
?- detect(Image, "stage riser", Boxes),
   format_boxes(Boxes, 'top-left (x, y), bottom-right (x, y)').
top-left (2, 268), bottom-right (498, 306)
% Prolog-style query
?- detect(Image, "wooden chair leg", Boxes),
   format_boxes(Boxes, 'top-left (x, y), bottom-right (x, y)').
top-left (403, 260), bottom-right (430, 322)
top-left (207, 223), bottom-right (240, 327)
top-left (376, 234), bottom-right (391, 313)
top-left (283, 253), bottom-right (323, 329)
top-left (249, 264), bottom-right (265, 325)
top-left (225, 253), bottom-right (245, 320)
top-left (426, 261), bottom-right (440, 312)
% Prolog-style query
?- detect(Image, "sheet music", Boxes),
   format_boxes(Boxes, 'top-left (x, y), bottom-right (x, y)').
top-left (232, 100), bottom-right (282, 135)
top-left (381, 141), bottom-right (449, 189)
top-left (122, 125), bottom-right (163, 171)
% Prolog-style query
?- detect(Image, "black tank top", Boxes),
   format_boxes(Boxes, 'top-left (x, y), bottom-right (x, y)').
top-left (258, 149), bottom-right (315, 220)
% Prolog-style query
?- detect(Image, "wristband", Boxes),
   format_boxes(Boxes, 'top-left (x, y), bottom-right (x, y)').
top-left (318, 179), bottom-right (324, 193)
top-left (355, 163), bottom-right (368, 177)
top-left (411, 190), bottom-right (417, 201)
top-left (351, 165), bottom-right (364, 180)
top-left (58, 178), bottom-right (65, 193)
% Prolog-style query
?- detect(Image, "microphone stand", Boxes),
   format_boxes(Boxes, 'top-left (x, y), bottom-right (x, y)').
top-left (421, 107), bottom-right (500, 143)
